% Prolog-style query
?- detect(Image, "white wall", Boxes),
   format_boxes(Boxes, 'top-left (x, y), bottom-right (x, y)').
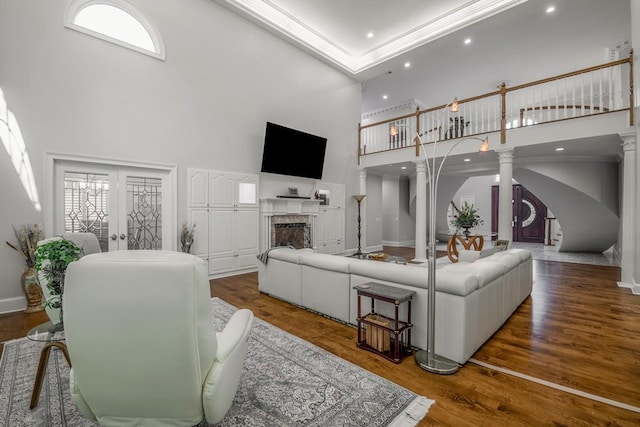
top-left (365, 174), bottom-right (383, 252)
top-left (0, 0), bottom-right (361, 311)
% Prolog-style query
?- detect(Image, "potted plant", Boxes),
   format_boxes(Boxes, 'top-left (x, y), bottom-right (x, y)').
top-left (180, 222), bottom-right (196, 253)
top-left (451, 202), bottom-right (484, 238)
top-left (447, 116), bottom-right (470, 139)
top-left (34, 238), bottom-right (81, 329)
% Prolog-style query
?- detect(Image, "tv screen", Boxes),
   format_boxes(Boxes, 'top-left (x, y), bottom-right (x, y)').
top-left (260, 122), bottom-right (327, 180)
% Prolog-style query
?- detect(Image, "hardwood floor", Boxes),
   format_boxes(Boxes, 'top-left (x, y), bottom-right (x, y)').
top-left (1, 249), bottom-right (638, 425)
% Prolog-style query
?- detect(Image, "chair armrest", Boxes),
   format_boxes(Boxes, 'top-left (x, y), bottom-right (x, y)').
top-left (215, 309), bottom-right (254, 362)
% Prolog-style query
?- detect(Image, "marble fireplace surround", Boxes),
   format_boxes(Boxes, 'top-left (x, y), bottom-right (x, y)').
top-left (259, 198), bottom-right (321, 251)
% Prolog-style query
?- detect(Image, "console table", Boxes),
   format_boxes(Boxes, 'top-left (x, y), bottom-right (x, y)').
top-left (353, 282), bottom-right (415, 363)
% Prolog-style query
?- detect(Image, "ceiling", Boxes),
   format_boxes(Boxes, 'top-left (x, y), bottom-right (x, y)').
top-left (213, 0), bottom-right (631, 177)
top-left (213, 0), bottom-right (631, 113)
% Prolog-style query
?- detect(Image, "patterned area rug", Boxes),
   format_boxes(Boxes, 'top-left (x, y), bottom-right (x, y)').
top-left (0, 298), bottom-right (433, 426)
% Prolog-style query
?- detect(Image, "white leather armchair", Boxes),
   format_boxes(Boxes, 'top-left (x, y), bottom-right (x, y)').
top-left (63, 250), bottom-right (254, 426)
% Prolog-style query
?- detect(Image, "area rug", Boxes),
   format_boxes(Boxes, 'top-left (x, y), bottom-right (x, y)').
top-left (0, 298), bottom-right (433, 426)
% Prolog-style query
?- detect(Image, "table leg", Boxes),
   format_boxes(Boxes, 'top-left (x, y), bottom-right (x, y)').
top-left (30, 342), bottom-right (70, 409)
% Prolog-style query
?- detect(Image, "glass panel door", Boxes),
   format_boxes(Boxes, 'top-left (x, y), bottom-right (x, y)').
top-left (54, 159), bottom-right (174, 251)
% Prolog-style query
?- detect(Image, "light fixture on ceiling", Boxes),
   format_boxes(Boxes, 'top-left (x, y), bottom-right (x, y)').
top-left (382, 94), bottom-right (388, 100)
top-left (404, 62), bottom-right (411, 68)
top-left (367, 32), bottom-right (374, 38)
top-left (464, 38), bottom-right (472, 45)
top-left (546, 6), bottom-right (556, 14)
top-left (464, 158), bottom-right (471, 162)
top-left (555, 147), bottom-right (565, 151)
top-left (401, 166), bottom-right (407, 170)
top-left (389, 98), bottom-right (489, 375)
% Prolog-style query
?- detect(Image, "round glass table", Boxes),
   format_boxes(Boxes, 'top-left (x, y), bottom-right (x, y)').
top-left (26, 321), bottom-right (71, 409)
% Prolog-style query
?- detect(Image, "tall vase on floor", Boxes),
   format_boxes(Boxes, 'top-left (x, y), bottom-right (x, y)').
top-left (21, 266), bottom-right (44, 313)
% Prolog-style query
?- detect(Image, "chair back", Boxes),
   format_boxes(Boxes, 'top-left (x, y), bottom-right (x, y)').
top-left (64, 250), bottom-right (217, 426)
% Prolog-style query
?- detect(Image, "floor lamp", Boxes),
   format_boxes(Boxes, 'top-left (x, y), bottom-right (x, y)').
top-left (353, 195), bottom-right (366, 256)
top-left (391, 101), bottom-right (489, 375)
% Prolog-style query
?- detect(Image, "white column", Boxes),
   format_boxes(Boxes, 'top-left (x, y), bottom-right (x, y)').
top-left (619, 134), bottom-right (637, 288)
top-left (497, 149), bottom-right (514, 243)
top-left (414, 160), bottom-right (427, 261)
top-left (632, 0), bottom-right (640, 292)
top-left (359, 168), bottom-right (368, 253)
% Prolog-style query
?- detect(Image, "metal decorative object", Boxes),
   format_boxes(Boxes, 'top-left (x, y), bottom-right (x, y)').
top-left (352, 195), bottom-right (366, 256)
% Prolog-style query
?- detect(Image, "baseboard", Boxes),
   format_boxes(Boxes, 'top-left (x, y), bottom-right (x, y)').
top-left (0, 296), bottom-right (26, 315)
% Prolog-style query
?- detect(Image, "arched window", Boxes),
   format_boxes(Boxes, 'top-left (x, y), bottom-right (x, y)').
top-left (64, 0), bottom-right (165, 60)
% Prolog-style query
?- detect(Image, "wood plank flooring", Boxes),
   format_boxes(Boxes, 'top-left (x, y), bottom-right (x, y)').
top-left (1, 248), bottom-right (638, 425)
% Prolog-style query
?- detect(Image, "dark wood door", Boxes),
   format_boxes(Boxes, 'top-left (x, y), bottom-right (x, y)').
top-left (491, 184), bottom-right (547, 243)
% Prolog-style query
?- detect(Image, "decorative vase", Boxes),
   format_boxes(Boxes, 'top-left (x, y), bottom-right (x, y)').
top-left (21, 266), bottom-right (44, 313)
top-left (460, 224), bottom-right (473, 239)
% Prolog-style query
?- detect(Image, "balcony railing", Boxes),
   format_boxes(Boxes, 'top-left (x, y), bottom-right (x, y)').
top-left (358, 52), bottom-right (633, 161)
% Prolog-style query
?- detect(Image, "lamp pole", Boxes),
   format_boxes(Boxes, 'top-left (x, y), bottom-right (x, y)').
top-left (353, 195), bottom-right (366, 256)
top-left (393, 107), bottom-right (488, 375)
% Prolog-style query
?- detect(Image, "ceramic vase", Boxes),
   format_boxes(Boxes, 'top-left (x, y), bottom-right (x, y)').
top-left (21, 266), bottom-right (44, 313)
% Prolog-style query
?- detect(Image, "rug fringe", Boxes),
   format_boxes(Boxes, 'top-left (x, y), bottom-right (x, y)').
top-left (388, 396), bottom-right (435, 426)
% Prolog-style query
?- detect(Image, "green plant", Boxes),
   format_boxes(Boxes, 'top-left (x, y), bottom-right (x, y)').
top-left (451, 202), bottom-right (484, 229)
top-left (34, 239), bottom-right (81, 306)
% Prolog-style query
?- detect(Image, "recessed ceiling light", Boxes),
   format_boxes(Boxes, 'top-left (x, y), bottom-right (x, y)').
top-left (464, 38), bottom-right (472, 45)
top-left (546, 6), bottom-right (556, 14)
top-left (464, 158), bottom-right (471, 162)
top-left (382, 94), bottom-right (388, 100)
top-left (367, 32), bottom-right (374, 38)
top-left (401, 166), bottom-right (407, 170)
top-left (555, 147), bottom-right (565, 151)
top-left (404, 62), bottom-right (411, 68)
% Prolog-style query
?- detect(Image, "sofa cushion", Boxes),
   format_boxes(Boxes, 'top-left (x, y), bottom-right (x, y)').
top-left (505, 248), bottom-right (532, 262)
top-left (349, 259), bottom-right (429, 288)
top-left (483, 252), bottom-right (520, 270)
top-left (268, 248), bottom-right (314, 263)
top-left (440, 261), bottom-right (504, 287)
top-left (300, 253), bottom-right (351, 273)
top-left (434, 270), bottom-right (479, 296)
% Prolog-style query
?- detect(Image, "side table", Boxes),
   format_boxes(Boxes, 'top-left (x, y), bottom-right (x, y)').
top-left (26, 321), bottom-right (71, 409)
top-left (353, 282), bottom-right (415, 363)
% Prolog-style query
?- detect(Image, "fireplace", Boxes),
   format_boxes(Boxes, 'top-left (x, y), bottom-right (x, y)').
top-left (270, 215), bottom-right (312, 249)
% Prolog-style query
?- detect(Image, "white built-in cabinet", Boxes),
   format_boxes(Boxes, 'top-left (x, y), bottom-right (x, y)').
top-left (188, 169), bottom-right (259, 277)
top-left (314, 182), bottom-right (345, 254)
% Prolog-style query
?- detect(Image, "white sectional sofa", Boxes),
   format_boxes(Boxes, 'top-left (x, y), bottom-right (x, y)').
top-left (257, 247), bottom-right (532, 364)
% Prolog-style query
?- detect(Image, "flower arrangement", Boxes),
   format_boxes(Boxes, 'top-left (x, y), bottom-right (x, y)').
top-left (451, 202), bottom-right (484, 229)
top-left (5, 224), bottom-right (43, 267)
top-left (180, 223), bottom-right (196, 253)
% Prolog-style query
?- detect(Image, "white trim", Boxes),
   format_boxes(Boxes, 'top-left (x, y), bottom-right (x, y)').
top-left (469, 358), bottom-right (640, 414)
top-left (0, 297), bottom-right (27, 315)
top-left (64, 0), bottom-right (166, 61)
top-left (44, 153), bottom-right (177, 249)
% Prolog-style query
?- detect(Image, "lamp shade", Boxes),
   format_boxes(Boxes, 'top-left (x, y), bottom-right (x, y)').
top-left (353, 195), bottom-right (366, 202)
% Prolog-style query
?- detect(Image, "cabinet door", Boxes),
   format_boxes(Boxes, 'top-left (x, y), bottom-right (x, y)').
top-left (235, 209), bottom-right (259, 253)
top-left (209, 209), bottom-right (234, 257)
top-left (209, 172), bottom-right (235, 207)
top-left (188, 169), bottom-right (209, 207)
top-left (235, 174), bottom-right (258, 207)
top-left (188, 208), bottom-right (209, 258)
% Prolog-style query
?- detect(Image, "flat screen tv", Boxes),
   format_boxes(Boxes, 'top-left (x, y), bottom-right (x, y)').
top-left (260, 122), bottom-right (327, 180)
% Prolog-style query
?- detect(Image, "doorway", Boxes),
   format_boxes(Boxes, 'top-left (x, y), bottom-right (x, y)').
top-left (46, 155), bottom-right (176, 252)
top-left (491, 184), bottom-right (547, 243)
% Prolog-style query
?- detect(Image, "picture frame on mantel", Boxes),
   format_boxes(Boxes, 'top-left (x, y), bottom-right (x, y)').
top-left (318, 189), bottom-right (329, 205)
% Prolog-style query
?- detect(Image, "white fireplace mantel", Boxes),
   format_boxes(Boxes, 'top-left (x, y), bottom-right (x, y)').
top-left (259, 198), bottom-right (321, 215)
top-left (259, 198), bottom-right (321, 251)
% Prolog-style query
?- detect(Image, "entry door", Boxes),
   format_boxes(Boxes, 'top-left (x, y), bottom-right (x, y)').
top-left (53, 160), bottom-right (173, 252)
top-left (513, 184), bottom-right (546, 243)
top-left (491, 184), bottom-right (547, 243)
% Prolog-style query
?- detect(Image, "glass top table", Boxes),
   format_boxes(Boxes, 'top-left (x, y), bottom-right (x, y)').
top-left (26, 321), bottom-right (70, 409)
top-left (26, 321), bottom-right (65, 342)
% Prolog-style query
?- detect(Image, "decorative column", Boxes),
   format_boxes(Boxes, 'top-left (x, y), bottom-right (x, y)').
top-left (414, 160), bottom-right (427, 262)
top-left (497, 149), bottom-right (514, 243)
top-left (359, 168), bottom-right (368, 253)
top-left (619, 133), bottom-right (637, 289)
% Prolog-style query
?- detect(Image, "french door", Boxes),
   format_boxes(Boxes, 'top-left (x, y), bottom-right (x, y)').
top-left (491, 184), bottom-right (546, 243)
top-left (49, 157), bottom-right (175, 252)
